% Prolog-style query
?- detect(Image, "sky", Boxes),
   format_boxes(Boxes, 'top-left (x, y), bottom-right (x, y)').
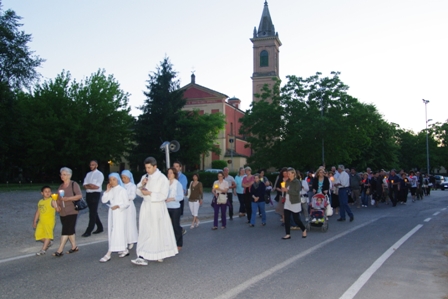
top-left (3, 0), bottom-right (447, 133)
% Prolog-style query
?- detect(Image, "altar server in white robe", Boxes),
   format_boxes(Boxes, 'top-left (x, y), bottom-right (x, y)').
top-left (131, 157), bottom-right (178, 266)
top-left (120, 170), bottom-right (139, 249)
top-left (99, 173), bottom-right (129, 262)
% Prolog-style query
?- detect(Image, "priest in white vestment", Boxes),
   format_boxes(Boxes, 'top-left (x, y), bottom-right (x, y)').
top-left (99, 172), bottom-right (129, 262)
top-left (132, 157), bottom-right (178, 266)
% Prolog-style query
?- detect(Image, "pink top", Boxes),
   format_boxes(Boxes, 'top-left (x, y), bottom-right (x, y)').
top-left (242, 175), bottom-right (255, 194)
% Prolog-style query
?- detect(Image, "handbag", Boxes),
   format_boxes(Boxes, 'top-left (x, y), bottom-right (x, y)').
top-left (217, 193), bottom-right (227, 204)
top-left (326, 203), bottom-right (333, 217)
top-left (72, 181), bottom-right (88, 211)
top-left (187, 181), bottom-right (192, 198)
top-left (366, 188), bottom-right (370, 195)
top-left (264, 193), bottom-right (271, 204)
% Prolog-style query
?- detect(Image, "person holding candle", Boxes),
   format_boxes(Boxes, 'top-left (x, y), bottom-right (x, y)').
top-left (274, 167), bottom-right (288, 225)
top-left (33, 186), bottom-right (57, 256)
top-left (212, 171), bottom-right (229, 230)
top-left (53, 167), bottom-right (82, 257)
top-left (82, 160), bottom-right (104, 237)
top-left (360, 173), bottom-right (371, 207)
top-left (388, 169), bottom-right (401, 207)
top-left (408, 171), bottom-right (418, 202)
top-left (99, 173), bottom-right (130, 262)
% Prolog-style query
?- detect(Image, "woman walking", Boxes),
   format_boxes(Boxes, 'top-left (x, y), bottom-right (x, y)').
top-left (53, 167), bottom-right (82, 257)
top-left (281, 168), bottom-right (307, 240)
top-left (235, 167), bottom-right (246, 217)
top-left (99, 173), bottom-right (129, 262)
top-left (120, 170), bottom-right (138, 249)
top-left (212, 171), bottom-right (229, 230)
top-left (188, 173), bottom-right (203, 229)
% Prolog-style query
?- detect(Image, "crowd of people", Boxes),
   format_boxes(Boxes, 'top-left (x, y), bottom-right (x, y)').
top-left (32, 159), bottom-right (435, 264)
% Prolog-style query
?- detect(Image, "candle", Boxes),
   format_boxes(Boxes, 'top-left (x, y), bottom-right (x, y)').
top-left (51, 193), bottom-right (58, 200)
top-left (391, 180), bottom-right (394, 184)
top-left (214, 184), bottom-right (219, 189)
top-left (280, 182), bottom-right (286, 188)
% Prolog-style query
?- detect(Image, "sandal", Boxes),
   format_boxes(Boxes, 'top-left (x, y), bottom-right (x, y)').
top-left (53, 251), bottom-right (63, 257)
top-left (67, 247), bottom-right (79, 254)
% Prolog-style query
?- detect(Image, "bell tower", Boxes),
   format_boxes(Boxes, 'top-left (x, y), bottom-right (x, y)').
top-left (251, 1), bottom-right (281, 102)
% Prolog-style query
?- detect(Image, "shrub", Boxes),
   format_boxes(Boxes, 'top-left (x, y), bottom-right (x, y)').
top-left (211, 160), bottom-right (227, 169)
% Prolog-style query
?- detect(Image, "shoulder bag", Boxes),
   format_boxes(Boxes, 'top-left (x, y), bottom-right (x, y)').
top-left (72, 181), bottom-right (88, 211)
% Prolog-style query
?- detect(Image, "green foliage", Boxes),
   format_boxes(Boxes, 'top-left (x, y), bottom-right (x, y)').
top-left (174, 110), bottom-right (225, 169)
top-left (130, 57), bottom-right (186, 169)
top-left (0, 5), bottom-right (44, 89)
top-left (211, 160), bottom-right (227, 169)
top-left (240, 72), bottom-right (399, 171)
top-left (16, 69), bottom-right (134, 181)
top-left (130, 57), bottom-right (226, 171)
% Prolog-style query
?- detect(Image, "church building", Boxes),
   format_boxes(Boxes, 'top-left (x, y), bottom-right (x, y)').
top-left (180, 1), bottom-right (281, 171)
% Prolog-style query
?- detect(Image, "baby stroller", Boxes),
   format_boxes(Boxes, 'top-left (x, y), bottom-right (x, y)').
top-left (305, 193), bottom-right (329, 232)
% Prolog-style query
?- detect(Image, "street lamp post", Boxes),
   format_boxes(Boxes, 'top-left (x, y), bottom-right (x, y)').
top-left (422, 99), bottom-right (430, 174)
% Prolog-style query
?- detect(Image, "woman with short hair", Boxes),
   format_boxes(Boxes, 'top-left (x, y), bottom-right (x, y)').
top-left (235, 167), bottom-right (246, 217)
top-left (53, 167), bottom-right (82, 257)
top-left (281, 168), bottom-right (307, 240)
top-left (212, 171), bottom-right (229, 230)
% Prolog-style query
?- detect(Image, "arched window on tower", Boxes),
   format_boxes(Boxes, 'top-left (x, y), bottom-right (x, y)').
top-left (260, 50), bottom-right (268, 67)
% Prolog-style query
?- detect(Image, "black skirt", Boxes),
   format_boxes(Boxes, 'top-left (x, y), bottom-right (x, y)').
top-left (60, 214), bottom-right (77, 235)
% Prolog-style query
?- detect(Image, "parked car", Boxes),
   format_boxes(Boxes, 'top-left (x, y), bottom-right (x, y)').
top-left (440, 180), bottom-right (448, 190)
top-left (433, 175), bottom-right (445, 189)
top-left (204, 169), bottom-right (222, 173)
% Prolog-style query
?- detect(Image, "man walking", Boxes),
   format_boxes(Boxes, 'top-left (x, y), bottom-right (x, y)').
top-left (173, 161), bottom-right (187, 235)
top-left (82, 160), bottom-right (104, 237)
top-left (335, 165), bottom-right (354, 222)
top-left (223, 167), bottom-right (236, 220)
top-left (350, 168), bottom-right (362, 208)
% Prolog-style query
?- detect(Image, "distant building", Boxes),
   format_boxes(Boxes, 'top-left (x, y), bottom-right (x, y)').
top-left (181, 74), bottom-right (251, 171)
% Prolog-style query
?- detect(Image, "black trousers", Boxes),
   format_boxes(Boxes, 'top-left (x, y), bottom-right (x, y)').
top-left (389, 188), bottom-right (399, 206)
top-left (244, 192), bottom-right (252, 222)
top-left (284, 209), bottom-right (305, 235)
top-left (168, 207), bottom-right (182, 247)
top-left (227, 193), bottom-right (233, 219)
top-left (85, 192), bottom-right (103, 234)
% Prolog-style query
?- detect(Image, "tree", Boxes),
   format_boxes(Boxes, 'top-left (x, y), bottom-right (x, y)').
top-left (240, 72), bottom-right (399, 171)
top-left (174, 110), bottom-right (226, 169)
top-left (432, 120), bottom-right (448, 170)
top-left (130, 57), bottom-right (186, 169)
top-left (16, 70), bottom-right (134, 181)
top-left (0, 4), bottom-right (44, 89)
top-left (130, 57), bottom-right (226, 171)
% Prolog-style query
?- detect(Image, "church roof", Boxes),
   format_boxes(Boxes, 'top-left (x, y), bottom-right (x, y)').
top-left (256, 1), bottom-right (276, 38)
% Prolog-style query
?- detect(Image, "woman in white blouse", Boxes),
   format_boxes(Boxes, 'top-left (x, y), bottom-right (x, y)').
top-left (120, 170), bottom-right (138, 250)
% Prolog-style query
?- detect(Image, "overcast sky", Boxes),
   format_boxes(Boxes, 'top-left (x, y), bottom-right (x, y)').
top-left (4, 0), bottom-right (447, 133)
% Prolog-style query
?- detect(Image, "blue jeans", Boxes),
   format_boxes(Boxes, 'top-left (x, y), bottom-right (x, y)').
top-left (251, 202), bottom-right (266, 225)
top-left (361, 191), bottom-right (370, 206)
top-left (339, 187), bottom-right (353, 219)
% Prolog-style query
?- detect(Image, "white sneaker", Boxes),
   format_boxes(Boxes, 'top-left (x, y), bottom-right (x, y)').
top-left (99, 255), bottom-right (111, 263)
top-left (36, 250), bottom-right (46, 256)
top-left (131, 257), bottom-right (148, 266)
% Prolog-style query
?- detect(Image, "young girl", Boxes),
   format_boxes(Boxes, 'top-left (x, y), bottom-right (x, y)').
top-left (33, 186), bottom-right (57, 256)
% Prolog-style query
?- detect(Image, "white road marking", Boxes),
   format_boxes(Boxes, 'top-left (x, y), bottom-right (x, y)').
top-left (339, 224), bottom-right (423, 299)
top-left (215, 218), bottom-right (382, 299)
top-left (424, 218), bottom-right (431, 222)
top-left (433, 212), bottom-right (440, 216)
top-left (441, 208), bottom-right (446, 211)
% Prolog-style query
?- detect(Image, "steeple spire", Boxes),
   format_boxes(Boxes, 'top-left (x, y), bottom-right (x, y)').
top-left (256, 1), bottom-right (276, 38)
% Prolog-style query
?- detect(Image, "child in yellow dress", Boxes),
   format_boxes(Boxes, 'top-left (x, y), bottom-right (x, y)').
top-left (33, 186), bottom-right (57, 256)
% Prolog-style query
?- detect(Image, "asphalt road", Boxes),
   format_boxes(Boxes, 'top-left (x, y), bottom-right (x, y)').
top-left (1, 191), bottom-right (447, 299)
